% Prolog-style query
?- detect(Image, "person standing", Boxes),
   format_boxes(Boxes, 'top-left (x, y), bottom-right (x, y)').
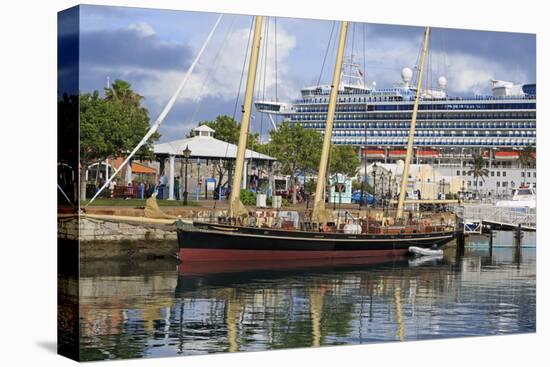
top-left (174, 177), bottom-right (180, 201)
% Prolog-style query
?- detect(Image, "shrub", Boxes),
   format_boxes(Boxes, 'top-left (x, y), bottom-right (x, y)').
top-left (240, 189), bottom-right (257, 205)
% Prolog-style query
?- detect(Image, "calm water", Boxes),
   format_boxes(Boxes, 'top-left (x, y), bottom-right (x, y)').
top-left (78, 232), bottom-right (536, 361)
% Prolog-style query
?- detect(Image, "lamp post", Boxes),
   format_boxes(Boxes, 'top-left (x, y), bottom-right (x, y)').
top-left (380, 173), bottom-right (386, 212)
top-left (388, 169), bottom-right (393, 200)
top-left (359, 148), bottom-right (365, 209)
top-left (182, 145), bottom-right (191, 206)
top-left (372, 162), bottom-right (378, 207)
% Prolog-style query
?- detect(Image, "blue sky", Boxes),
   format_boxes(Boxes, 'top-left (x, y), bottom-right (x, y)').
top-left (69, 4), bottom-right (535, 143)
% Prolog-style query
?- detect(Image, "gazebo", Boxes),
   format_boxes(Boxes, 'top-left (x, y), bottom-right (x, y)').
top-left (153, 125), bottom-right (276, 200)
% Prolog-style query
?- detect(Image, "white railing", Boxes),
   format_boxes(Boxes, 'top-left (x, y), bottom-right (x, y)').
top-left (457, 204), bottom-right (536, 228)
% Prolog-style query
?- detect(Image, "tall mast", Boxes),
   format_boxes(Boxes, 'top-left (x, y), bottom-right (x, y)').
top-left (396, 27), bottom-right (431, 220)
top-left (311, 21), bottom-right (348, 223)
top-left (228, 16), bottom-right (264, 219)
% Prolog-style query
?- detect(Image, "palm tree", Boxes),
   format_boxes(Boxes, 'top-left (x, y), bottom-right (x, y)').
top-left (468, 155), bottom-right (489, 198)
top-left (104, 79), bottom-right (143, 107)
top-left (519, 145), bottom-right (535, 185)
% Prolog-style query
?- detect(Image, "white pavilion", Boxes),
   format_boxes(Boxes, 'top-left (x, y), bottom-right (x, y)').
top-left (153, 125), bottom-right (276, 200)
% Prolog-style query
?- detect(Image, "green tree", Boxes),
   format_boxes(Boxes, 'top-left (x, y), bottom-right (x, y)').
top-left (263, 121), bottom-right (323, 204)
top-left (329, 145), bottom-right (360, 177)
top-left (467, 155), bottom-right (489, 198)
top-left (519, 145), bottom-right (535, 184)
top-left (78, 81), bottom-right (159, 200)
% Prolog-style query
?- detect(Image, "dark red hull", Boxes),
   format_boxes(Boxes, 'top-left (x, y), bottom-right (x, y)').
top-left (179, 247), bottom-right (408, 262)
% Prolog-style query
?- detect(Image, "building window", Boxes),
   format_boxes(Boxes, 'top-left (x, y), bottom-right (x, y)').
top-left (479, 181), bottom-right (483, 187)
top-left (497, 181), bottom-right (500, 187)
top-left (527, 172), bottom-right (531, 177)
top-left (463, 170), bottom-right (467, 176)
top-left (468, 181), bottom-right (471, 186)
top-left (491, 171), bottom-right (494, 177)
top-left (503, 171), bottom-right (506, 177)
top-left (497, 171), bottom-right (500, 177)
top-left (503, 181), bottom-right (508, 187)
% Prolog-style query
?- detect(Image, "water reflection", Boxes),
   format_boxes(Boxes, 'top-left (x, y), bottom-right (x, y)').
top-left (79, 236), bottom-right (536, 361)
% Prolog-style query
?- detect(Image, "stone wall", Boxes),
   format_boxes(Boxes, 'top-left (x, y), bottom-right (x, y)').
top-left (58, 216), bottom-right (177, 242)
top-left (58, 216), bottom-right (178, 261)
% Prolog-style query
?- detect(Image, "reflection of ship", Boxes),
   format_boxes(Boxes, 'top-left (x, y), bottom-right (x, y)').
top-left (177, 19), bottom-right (459, 262)
top-left (495, 186), bottom-right (536, 208)
top-left (175, 256), bottom-right (410, 295)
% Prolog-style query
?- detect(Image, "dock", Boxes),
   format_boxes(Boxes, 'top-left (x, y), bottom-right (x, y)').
top-left (457, 203), bottom-right (536, 234)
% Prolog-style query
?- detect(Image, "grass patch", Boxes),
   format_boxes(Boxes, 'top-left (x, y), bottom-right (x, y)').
top-left (81, 198), bottom-right (200, 207)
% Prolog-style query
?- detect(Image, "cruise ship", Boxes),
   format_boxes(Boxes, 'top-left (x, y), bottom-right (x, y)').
top-left (255, 62), bottom-right (536, 197)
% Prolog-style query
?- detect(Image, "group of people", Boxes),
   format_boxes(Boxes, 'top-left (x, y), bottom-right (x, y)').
top-left (92, 179), bottom-right (156, 199)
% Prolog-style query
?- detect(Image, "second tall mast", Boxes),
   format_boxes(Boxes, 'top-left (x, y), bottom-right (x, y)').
top-left (228, 15), bottom-right (264, 219)
top-left (311, 21), bottom-right (349, 223)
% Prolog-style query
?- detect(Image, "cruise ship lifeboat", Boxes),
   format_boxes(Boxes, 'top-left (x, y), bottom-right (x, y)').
top-left (389, 150), bottom-right (407, 159)
top-left (362, 149), bottom-right (385, 159)
top-left (416, 150), bottom-right (439, 159)
top-left (494, 151), bottom-right (519, 161)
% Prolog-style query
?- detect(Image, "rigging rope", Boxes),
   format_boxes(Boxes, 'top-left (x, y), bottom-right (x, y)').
top-left (84, 14), bottom-right (224, 208)
top-left (232, 17), bottom-right (254, 121)
top-left (274, 17), bottom-right (278, 102)
top-left (223, 16), bottom-right (256, 195)
top-left (258, 16), bottom-right (270, 148)
top-left (317, 21), bottom-right (337, 87)
top-left (189, 17), bottom-right (237, 124)
top-left (349, 23), bottom-right (355, 85)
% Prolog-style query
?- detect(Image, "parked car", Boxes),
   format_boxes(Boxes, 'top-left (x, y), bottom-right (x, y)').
top-left (351, 190), bottom-right (374, 205)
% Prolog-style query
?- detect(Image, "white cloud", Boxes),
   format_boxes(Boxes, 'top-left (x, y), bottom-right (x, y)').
top-left (127, 22), bottom-right (155, 37)
top-left (359, 33), bottom-right (529, 95)
top-left (136, 23), bottom-right (298, 109)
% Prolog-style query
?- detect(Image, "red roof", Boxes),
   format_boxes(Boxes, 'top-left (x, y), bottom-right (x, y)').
top-left (113, 158), bottom-right (157, 174)
top-left (389, 150), bottom-right (407, 156)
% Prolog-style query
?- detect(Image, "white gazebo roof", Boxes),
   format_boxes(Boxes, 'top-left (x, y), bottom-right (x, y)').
top-left (154, 135), bottom-right (276, 161)
top-left (193, 125), bottom-right (215, 133)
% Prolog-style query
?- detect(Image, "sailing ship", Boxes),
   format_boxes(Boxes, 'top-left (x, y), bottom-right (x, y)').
top-left (176, 17), bottom-right (460, 261)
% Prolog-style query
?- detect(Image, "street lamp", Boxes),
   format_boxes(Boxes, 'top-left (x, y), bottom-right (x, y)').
top-left (380, 173), bottom-right (386, 212)
top-left (359, 148), bottom-right (365, 209)
top-left (372, 162), bottom-right (378, 207)
top-left (182, 145), bottom-right (191, 206)
top-left (388, 170), bottom-right (393, 200)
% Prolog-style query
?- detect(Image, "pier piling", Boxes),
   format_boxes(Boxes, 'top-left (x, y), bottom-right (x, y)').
top-left (456, 229), bottom-right (465, 257)
top-left (514, 224), bottom-right (523, 249)
top-left (488, 226), bottom-right (494, 257)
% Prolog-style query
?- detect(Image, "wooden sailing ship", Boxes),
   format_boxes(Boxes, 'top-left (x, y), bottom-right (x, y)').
top-left (176, 18), bottom-right (460, 261)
